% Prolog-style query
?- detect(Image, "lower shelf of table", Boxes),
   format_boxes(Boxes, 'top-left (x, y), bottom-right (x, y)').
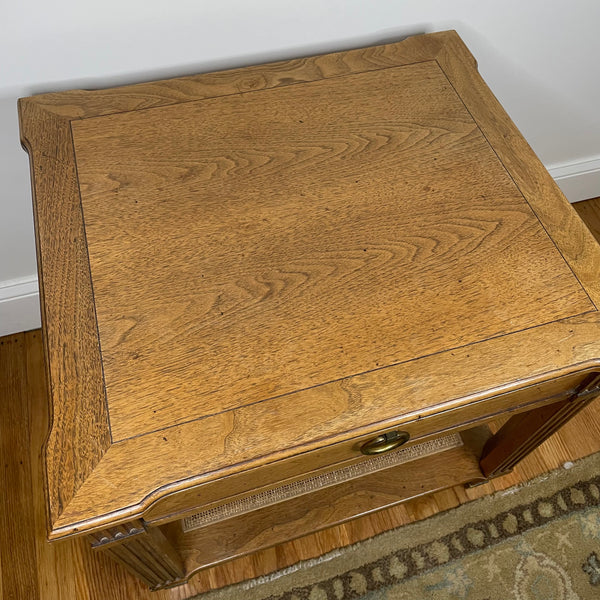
top-left (154, 427), bottom-right (488, 587)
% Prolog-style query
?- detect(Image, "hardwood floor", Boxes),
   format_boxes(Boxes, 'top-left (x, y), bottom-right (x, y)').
top-left (1, 197), bottom-right (599, 599)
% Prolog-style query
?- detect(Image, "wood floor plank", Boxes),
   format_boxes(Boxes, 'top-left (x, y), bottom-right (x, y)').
top-left (0, 333), bottom-right (40, 600)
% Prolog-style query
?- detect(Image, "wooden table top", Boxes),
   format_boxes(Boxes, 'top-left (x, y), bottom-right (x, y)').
top-left (19, 31), bottom-right (600, 539)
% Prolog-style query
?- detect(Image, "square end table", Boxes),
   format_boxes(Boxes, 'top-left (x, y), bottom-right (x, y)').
top-left (19, 30), bottom-right (600, 589)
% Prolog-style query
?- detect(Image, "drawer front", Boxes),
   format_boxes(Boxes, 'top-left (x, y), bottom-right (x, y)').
top-left (143, 369), bottom-right (594, 525)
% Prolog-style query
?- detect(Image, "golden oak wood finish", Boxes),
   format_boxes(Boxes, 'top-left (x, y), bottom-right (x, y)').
top-left (2, 330), bottom-right (600, 598)
top-left (71, 61), bottom-right (588, 440)
top-left (19, 103), bottom-right (111, 528)
top-left (141, 368), bottom-right (593, 526)
top-left (18, 31), bottom-right (600, 589)
top-left (574, 196), bottom-right (600, 242)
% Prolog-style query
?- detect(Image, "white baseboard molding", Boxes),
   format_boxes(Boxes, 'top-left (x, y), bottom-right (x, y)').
top-left (1, 158), bottom-right (599, 337)
top-left (547, 156), bottom-right (600, 203)
top-left (0, 276), bottom-right (41, 337)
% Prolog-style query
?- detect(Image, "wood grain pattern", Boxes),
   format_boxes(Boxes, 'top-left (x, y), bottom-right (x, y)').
top-left (18, 101), bottom-right (111, 528)
top-left (2, 330), bottom-right (600, 598)
top-left (71, 60), bottom-right (592, 440)
top-left (574, 196), bottom-right (600, 243)
top-left (17, 31), bottom-right (600, 585)
top-left (142, 369), bottom-right (591, 526)
top-left (0, 335), bottom-right (40, 599)
top-left (432, 34), bottom-right (600, 307)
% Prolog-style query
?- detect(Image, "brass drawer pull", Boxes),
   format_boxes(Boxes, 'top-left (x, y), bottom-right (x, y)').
top-left (360, 430), bottom-right (410, 455)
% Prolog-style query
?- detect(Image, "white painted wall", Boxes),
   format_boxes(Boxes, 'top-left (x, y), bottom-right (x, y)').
top-left (2, 0), bottom-right (600, 336)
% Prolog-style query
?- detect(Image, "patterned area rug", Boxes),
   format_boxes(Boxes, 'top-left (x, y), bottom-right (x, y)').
top-left (192, 452), bottom-right (600, 599)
